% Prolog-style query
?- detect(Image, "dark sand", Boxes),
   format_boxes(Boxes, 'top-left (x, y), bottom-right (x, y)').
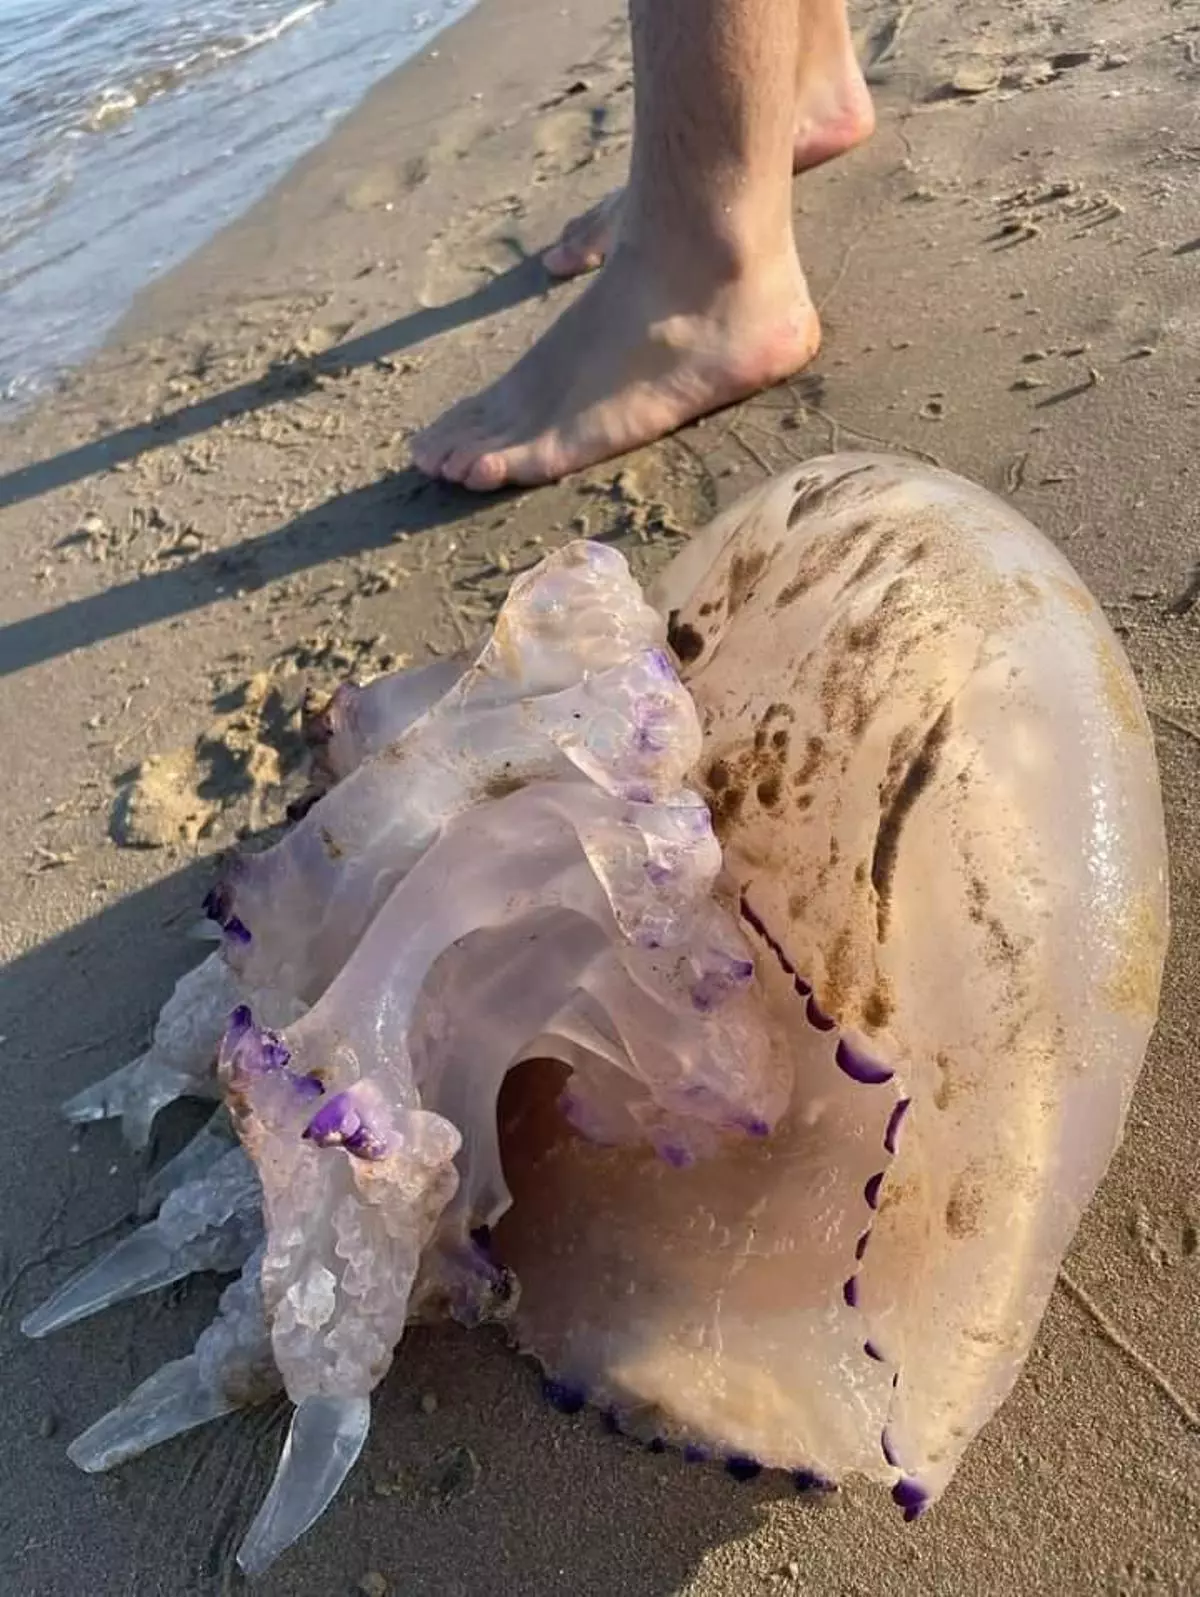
top-left (0, 0), bottom-right (1197, 1592)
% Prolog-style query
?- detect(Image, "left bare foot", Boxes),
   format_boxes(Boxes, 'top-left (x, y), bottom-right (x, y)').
top-left (411, 243), bottom-right (819, 492)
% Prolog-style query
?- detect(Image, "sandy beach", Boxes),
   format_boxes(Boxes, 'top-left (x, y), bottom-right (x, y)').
top-left (0, 0), bottom-right (1197, 1591)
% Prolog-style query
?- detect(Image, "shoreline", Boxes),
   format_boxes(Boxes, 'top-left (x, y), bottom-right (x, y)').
top-left (1, 0), bottom-right (1197, 1593)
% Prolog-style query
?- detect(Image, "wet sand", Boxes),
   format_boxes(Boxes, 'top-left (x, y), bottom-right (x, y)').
top-left (0, 0), bottom-right (1197, 1592)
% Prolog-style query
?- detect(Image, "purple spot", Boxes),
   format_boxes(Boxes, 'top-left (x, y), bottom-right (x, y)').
top-left (855, 1231), bottom-right (871, 1261)
top-left (843, 1276), bottom-right (860, 1308)
top-left (892, 1478), bottom-right (929, 1522)
top-left (224, 915), bottom-right (252, 946)
top-left (645, 860), bottom-right (673, 886)
top-left (633, 719), bottom-right (667, 756)
top-left (884, 1097), bottom-right (911, 1155)
top-left (806, 995), bottom-right (836, 1032)
top-left (691, 951), bottom-right (755, 1013)
top-left (738, 1115), bottom-right (771, 1138)
top-left (660, 1143), bottom-right (694, 1169)
top-left (680, 806), bottom-right (713, 838)
top-left (835, 1038), bottom-right (895, 1086)
top-left (543, 1378), bottom-right (586, 1415)
top-left (881, 1428), bottom-right (900, 1468)
top-left (624, 781), bottom-right (654, 804)
top-left (644, 648), bottom-right (677, 682)
top-left (292, 1074), bottom-right (326, 1102)
top-left (864, 1172), bottom-right (884, 1210)
top-left (726, 1456), bottom-right (762, 1482)
top-left (864, 1340), bottom-right (885, 1362)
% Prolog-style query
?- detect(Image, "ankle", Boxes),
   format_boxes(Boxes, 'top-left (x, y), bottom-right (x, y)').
top-left (615, 206), bottom-right (801, 298)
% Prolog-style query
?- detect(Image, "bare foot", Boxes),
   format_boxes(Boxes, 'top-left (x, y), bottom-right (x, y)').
top-left (544, 74), bottom-right (875, 281)
top-left (410, 246), bottom-right (819, 491)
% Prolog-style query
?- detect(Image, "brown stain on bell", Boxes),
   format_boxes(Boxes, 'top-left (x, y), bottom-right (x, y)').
top-left (934, 1051), bottom-right (957, 1110)
top-left (756, 772), bottom-right (783, 810)
top-left (703, 756), bottom-right (746, 841)
top-left (861, 982), bottom-right (893, 1031)
top-left (484, 773), bottom-right (528, 801)
top-left (872, 703), bottom-right (955, 941)
top-left (945, 1176), bottom-right (985, 1239)
top-left (821, 926), bottom-right (853, 1007)
top-left (726, 548), bottom-right (769, 615)
top-left (844, 524), bottom-right (906, 592)
top-left (787, 462), bottom-right (877, 527)
top-left (793, 735), bottom-right (825, 787)
top-left (776, 517), bottom-right (877, 610)
top-left (666, 609), bottom-right (705, 665)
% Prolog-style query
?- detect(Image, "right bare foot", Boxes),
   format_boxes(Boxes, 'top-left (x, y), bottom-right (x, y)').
top-left (544, 62), bottom-right (875, 281)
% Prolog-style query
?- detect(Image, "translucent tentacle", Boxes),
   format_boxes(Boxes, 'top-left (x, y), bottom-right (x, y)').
top-left (68, 1244), bottom-right (278, 1471)
top-left (236, 1395), bottom-right (371, 1576)
top-left (138, 1105), bottom-right (238, 1218)
top-left (305, 651), bottom-right (473, 786)
top-left (22, 1149), bottom-right (261, 1337)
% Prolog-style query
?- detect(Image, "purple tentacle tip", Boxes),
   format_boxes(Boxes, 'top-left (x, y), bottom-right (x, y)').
top-left (881, 1428), bottom-right (900, 1468)
top-left (864, 1339), bottom-right (885, 1362)
top-left (725, 1455), bottom-right (762, 1483)
top-left (864, 1172), bottom-right (885, 1210)
top-left (884, 1097), bottom-right (911, 1155)
top-left (855, 1231), bottom-right (871, 1261)
top-left (842, 1276), bottom-right (860, 1309)
top-left (224, 915), bottom-right (252, 946)
top-left (222, 1010), bottom-right (291, 1077)
top-left (303, 1091), bottom-right (388, 1160)
top-left (835, 1038), bottom-right (895, 1086)
top-left (892, 1478), bottom-right (929, 1522)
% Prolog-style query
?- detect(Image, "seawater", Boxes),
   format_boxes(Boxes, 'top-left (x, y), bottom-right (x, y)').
top-left (0, 0), bottom-right (472, 414)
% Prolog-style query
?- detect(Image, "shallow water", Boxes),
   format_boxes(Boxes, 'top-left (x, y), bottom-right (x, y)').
top-left (0, 0), bottom-right (472, 414)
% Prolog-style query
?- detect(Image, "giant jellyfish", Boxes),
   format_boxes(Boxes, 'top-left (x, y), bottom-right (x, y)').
top-left (26, 455), bottom-right (1168, 1574)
